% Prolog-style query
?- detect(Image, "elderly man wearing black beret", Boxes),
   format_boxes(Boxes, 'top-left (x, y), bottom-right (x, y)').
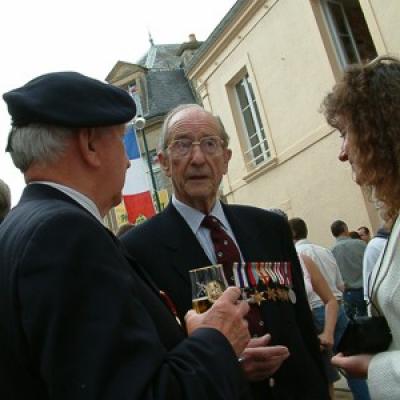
top-left (0, 72), bottom-right (252, 400)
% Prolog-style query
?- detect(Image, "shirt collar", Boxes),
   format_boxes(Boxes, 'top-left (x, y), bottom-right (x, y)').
top-left (172, 195), bottom-right (228, 234)
top-left (30, 181), bottom-right (103, 223)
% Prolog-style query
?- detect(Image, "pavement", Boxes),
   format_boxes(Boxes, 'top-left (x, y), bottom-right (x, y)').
top-left (334, 375), bottom-right (353, 399)
top-left (334, 388), bottom-right (352, 399)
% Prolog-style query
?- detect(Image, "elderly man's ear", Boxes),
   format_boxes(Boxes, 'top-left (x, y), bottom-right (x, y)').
top-left (223, 148), bottom-right (232, 173)
top-left (158, 151), bottom-right (171, 177)
top-left (77, 128), bottom-right (102, 167)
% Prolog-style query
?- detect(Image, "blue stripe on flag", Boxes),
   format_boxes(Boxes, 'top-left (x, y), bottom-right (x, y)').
top-left (124, 125), bottom-right (140, 160)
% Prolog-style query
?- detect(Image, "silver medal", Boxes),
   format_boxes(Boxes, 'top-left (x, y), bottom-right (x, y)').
top-left (288, 288), bottom-right (296, 304)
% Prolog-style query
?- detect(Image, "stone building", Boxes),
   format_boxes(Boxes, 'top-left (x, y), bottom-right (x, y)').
top-left (185, 0), bottom-right (399, 246)
top-left (105, 0), bottom-right (399, 244)
top-left (104, 35), bottom-right (202, 231)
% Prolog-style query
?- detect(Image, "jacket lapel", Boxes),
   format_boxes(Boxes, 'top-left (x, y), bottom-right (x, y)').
top-left (160, 204), bottom-right (212, 285)
top-left (222, 204), bottom-right (264, 261)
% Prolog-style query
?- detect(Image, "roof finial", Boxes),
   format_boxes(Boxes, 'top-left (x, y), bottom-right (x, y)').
top-left (148, 30), bottom-right (154, 46)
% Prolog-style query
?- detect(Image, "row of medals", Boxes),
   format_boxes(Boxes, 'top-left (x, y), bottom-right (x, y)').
top-left (205, 262), bottom-right (297, 305)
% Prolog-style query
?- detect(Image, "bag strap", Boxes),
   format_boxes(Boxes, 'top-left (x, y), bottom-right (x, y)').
top-left (368, 219), bottom-right (396, 315)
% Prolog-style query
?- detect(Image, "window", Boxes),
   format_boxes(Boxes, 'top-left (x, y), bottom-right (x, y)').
top-left (127, 78), bottom-right (144, 116)
top-left (235, 74), bottom-right (270, 167)
top-left (321, 0), bottom-right (377, 68)
top-left (128, 80), bottom-right (137, 96)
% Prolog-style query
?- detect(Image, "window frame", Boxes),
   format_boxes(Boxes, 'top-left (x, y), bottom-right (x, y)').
top-left (320, 0), bottom-right (362, 68)
top-left (234, 73), bottom-right (271, 168)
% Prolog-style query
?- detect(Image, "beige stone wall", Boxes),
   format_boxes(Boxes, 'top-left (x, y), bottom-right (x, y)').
top-left (188, 0), bottom-right (396, 246)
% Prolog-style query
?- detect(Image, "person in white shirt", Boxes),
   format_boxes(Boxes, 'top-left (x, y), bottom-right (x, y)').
top-left (289, 217), bottom-right (371, 400)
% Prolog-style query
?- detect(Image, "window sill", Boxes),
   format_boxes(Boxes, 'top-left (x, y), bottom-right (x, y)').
top-left (242, 156), bottom-right (278, 183)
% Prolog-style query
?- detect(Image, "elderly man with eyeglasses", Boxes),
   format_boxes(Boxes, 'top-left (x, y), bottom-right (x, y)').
top-left (121, 104), bottom-right (329, 399)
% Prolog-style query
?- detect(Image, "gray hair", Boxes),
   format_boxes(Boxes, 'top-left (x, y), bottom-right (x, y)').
top-left (159, 104), bottom-right (230, 152)
top-left (0, 178), bottom-right (11, 219)
top-left (8, 124), bottom-right (74, 172)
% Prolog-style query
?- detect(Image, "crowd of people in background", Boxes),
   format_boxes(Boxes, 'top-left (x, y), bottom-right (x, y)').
top-left (0, 55), bottom-right (399, 400)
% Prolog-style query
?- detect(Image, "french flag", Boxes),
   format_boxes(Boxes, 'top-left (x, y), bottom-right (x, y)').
top-left (122, 125), bottom-right (155, 223)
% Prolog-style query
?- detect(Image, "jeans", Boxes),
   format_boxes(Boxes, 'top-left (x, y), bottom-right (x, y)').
top-left (313, 304), bottom-right (371, 400)
top-left (344, 288), bottom-right (367, 320)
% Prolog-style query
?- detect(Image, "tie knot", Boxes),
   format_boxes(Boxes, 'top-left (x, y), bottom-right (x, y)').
top-left (201, 215), bottom-right (222, 230)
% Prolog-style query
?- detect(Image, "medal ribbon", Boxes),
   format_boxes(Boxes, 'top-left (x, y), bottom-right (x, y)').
top-left (257, 262), bottom-right (270, 286)
top-left (233, 262), bottom-right (241, 288)
top-left (251, 262), bottom-right (260, 286)
top-left (233, 262), bottom-right (250, 289)
top-left (159, 290), bottom-right (182, 327)
top-left (246, 262), bottom-right (257, 287)
top-left (274, 262), bottom-right (285, 286)
top-left (265, 262), bottom-right (278, 284)
top-left (240, 263), bottom-right (250, 288)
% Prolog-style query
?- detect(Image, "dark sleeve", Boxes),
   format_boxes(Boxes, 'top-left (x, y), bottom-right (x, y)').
top-left (277, 217), bottom-right (325, 369)
top-left (18, 212), bottom-right (250, 400)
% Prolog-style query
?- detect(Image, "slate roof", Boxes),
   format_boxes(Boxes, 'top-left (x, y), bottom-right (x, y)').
top-left (142, 69), bottom-right (196, 119)
top-left (136, 44), bottom-right (183, 69)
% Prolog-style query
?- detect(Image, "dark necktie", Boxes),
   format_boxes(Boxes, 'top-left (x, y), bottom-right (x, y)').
top-left (201, 215), bottom-right (240, 283)
top-left (201, 214), bottom-right (266, 337)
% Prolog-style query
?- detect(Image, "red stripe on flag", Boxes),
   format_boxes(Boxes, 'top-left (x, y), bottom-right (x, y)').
top-left (123, 191), bottom-right (155, 223)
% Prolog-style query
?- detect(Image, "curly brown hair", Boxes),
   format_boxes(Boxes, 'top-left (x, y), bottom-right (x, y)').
top-left (321, 56), bottom-right (400, 221)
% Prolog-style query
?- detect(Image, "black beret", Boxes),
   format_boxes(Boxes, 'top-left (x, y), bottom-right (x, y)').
top-left (3, 71), bottom-right (136, 128)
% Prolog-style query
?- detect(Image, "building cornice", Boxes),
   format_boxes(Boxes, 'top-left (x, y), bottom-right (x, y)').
top-left (186, 0), bottom-right (267, 79)
top-left (105, 61), bottom-right (147, 85)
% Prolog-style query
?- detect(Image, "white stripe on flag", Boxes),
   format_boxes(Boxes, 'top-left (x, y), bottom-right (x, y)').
top-left (123, 158), bottom-right (150, 195)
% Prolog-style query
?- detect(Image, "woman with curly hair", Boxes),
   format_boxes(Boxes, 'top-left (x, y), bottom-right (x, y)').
top-left (321, 55), bottom-right (400, 400)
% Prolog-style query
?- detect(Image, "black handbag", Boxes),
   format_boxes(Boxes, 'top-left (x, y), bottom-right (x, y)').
top-left (337, 226), bottom-right (395, 356)
top-left (336, 315), bottom-right (392, 356)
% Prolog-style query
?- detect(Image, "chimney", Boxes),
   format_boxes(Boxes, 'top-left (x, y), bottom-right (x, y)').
top-left (189, 33), bottom-right (197, 42)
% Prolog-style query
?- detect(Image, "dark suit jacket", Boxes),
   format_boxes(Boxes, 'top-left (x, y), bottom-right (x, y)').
top-left (0, 185), bottom-right (250, 400)
top-left (122, 202), bottom-right (329, 400)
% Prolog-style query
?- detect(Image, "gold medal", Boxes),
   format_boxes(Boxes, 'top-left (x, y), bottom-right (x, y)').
top-left (205, 280), bottom-right (225, 303)
top-left (251, 290), bottom-right (264, 306)
top-left (266, 287), bottom-right (277, 301)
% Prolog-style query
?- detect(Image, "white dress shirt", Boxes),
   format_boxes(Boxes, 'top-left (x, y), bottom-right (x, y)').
top-left (172, 195), bottom-right (244, 264)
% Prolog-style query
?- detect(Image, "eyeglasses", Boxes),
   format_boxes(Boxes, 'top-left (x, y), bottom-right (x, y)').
top-left (167, 136), bottom-right (225, 158)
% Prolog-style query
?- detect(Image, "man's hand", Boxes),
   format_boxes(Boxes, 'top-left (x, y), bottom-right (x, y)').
top-left (331, 352), bottom-right (372, 378)
top-left (185, 287), bottom-right (250, 356)
top-left (239, 334), bottom-right (289, 381)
